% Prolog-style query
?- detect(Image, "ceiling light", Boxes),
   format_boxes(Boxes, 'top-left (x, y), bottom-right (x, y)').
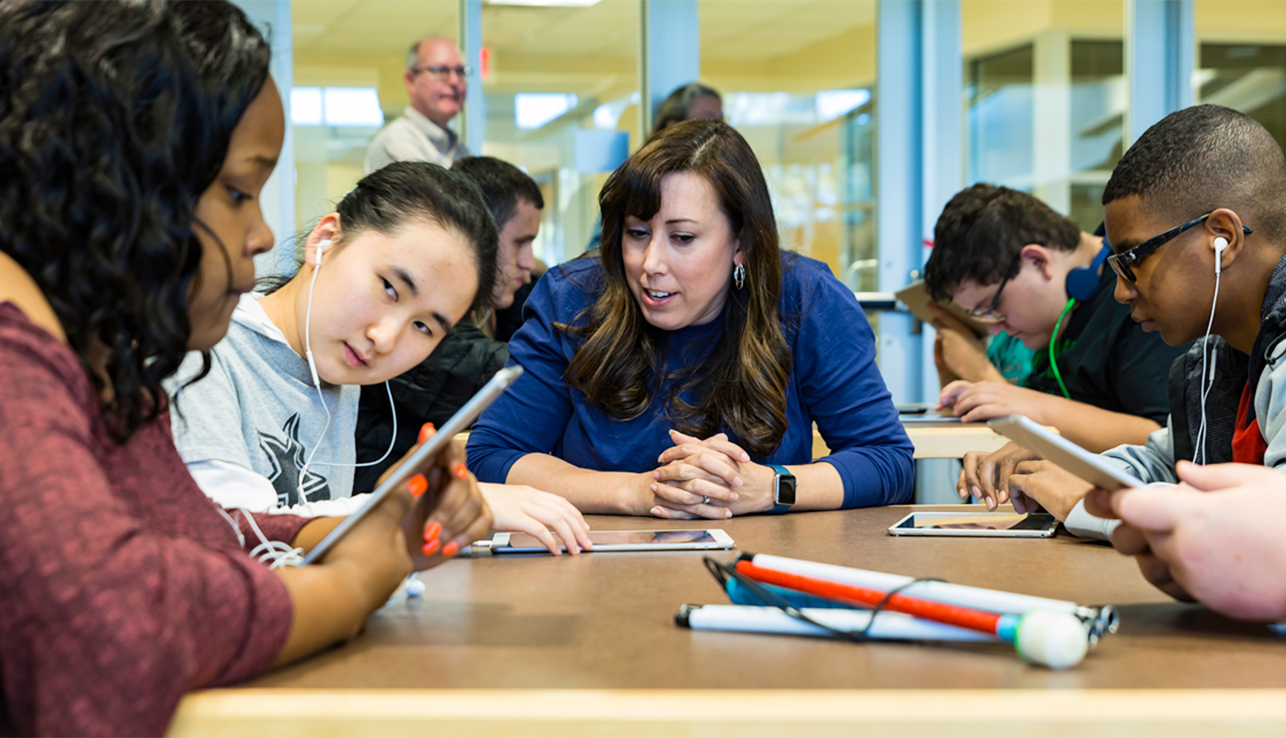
top-left (486, 0), bottom-right (602, 7)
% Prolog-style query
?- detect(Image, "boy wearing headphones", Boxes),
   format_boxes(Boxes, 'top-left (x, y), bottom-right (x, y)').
top-left (925, 186), bottom-right (1189, 518)
top-left (987, 105), bottom-right (1286, 546)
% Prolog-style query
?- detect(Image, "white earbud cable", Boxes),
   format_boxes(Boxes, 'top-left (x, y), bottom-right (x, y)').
top-left (297, 239), bottom-right (399, 505)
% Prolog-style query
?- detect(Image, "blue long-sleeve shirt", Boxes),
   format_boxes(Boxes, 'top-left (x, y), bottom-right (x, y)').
top-left (466, 253), bottom-right (914, 509)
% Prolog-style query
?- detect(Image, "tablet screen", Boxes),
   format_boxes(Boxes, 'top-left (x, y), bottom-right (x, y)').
top-left (897, 513), bottom-right (1057, 531)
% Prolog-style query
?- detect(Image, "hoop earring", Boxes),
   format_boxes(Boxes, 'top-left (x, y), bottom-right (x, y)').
top-left (733, 263), bottom-right (746, 290)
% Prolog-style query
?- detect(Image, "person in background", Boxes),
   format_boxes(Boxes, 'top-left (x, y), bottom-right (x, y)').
top-left (925, 184), bottom-right (1187, 457)
top-left (365, 37), bottom-right (470, 174)
top-left (468, 119), bottom-right (914, 518)
top-left (0, 3), bottom-right (490, 734)
top-left (652, 82), bottom-right (724, 135)
top-left (585, 82), bottom-right (726, 254)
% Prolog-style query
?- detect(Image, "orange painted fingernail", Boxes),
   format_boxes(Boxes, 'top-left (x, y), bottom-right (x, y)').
top-left (423, 520), bottom-right (442, 543)
top-left (421, 539), bottom-right (441, 556)
top-left (442, 541), bottom-right (459, 557)
top-left (418, 422), bottom-right (436, 445)
top-left (407, 474), bottom-right (428, 497)
top-left (453, 462), bottom-right (468, 480)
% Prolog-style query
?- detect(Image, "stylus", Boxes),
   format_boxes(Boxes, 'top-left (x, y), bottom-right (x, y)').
top-left (745, 553), bottom-right (1118, 643)
top-left (733, 561), bottom-right (1090, 669)
top-left (676, 604), bottom-right (996, 643)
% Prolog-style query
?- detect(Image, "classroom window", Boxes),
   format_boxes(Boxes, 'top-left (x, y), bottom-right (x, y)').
top-left (963, 0), bottom-right (1126, 232)
top-left (481, 0), bottom-right (641, 267)
top-left (700, 0), bottom-right (878, 290)
top-left (1195, 0), bottom-right (1286, 152)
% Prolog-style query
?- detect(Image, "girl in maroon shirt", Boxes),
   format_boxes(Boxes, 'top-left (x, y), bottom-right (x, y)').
top-left (0, 2), bottom-right (492, 735)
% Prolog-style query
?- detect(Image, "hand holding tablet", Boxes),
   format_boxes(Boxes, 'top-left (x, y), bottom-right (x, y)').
top-left (957, 416), bottom-right (1145, 519)
top-left (304, 366), bottom-right (524, 566)
top-left (986, 415), bottom-right (1144, 491)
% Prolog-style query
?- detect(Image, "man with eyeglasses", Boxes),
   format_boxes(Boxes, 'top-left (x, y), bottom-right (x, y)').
top-left (365, 37), bottom-right (470, 174)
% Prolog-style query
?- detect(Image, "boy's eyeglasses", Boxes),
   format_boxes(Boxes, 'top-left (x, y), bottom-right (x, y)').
top-left (1106, 213), bottom-right (1254, 283)
top-left (412, 64), bottom-right (472, 80)
top-left (964, 253), bottom-right (1023, 323)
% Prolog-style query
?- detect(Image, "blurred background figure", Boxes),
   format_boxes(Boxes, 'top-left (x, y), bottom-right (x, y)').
top-left (585, 81), bottom-right (725, 253)
top-left (365, 37), bottom-right (470, 173)
top-left (651, 82), bottom-right (724, 136)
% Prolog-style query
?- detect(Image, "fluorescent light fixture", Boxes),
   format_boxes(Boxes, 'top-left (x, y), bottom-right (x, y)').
top-left (515, 92), bottom-right (578, 130)
top-left (323, 87), bottom-right (385, 127)
top-left (291, 87), bottom-right (323, 126)
top-left (487, 0), bottom-right (601, 7)
top-left (815, 89), bottom-right (871, 122)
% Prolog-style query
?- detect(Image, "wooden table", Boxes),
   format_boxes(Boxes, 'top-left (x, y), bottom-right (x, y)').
top-left (170, 507), bottom-right (1286, 736)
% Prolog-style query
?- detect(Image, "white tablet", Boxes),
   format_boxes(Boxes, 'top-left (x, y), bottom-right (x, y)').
top-left (478, 528), bottom-right (735, 554)
top-left (888, 511), bottom-right (1059, 538)
top-left (303, 365), bottom-right (523, 565)
top-left (986, 414), bottom-right (1145, 491)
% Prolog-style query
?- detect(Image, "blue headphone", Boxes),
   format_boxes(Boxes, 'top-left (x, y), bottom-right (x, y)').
top-left (1064, 242), bottom-right (1112, 301)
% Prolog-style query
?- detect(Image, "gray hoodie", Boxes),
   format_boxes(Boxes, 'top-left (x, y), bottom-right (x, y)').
top-left (168, 294), bottom-right (360, 512)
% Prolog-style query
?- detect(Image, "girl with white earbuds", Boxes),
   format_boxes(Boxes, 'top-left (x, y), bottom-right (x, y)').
top-left (169, 162), bottom-right (590, 555)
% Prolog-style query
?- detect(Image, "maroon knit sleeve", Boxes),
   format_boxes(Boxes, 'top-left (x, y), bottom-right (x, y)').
top-left (0, 314), bottom-right (297, 737)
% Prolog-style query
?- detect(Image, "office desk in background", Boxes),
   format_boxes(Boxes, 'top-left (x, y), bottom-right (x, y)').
top-left (813, 419), bottom-right (1010, 460)
top-left (171, 507), bottom-right (1286, 737)
top-left (459, 418), bottom-right (1009, 464)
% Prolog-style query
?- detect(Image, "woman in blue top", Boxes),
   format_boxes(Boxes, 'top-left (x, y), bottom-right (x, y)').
top-left (467, 120), bottom-right (913, 518)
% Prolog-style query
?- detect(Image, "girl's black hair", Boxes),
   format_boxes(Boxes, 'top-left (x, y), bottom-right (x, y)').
top-left (0, 0), bottom-right (271, 442)
top-left (324, 162), bottom-right (500, 314)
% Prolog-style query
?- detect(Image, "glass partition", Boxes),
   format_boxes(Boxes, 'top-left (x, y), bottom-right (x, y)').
top-left (963, 0), bottom-right (1125, 231)
top-left (291, 1), bottom-right (460, 235)
top-left (1196, 1), bottom-right (1286, 151)
top-left (480, 0), bottom-right (641, 267)
top-left (700, 0), bottom-right (878, 288)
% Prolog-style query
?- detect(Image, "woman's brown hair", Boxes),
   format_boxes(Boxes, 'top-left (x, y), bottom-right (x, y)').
top-left (560, 119), bottom-right (791, 456)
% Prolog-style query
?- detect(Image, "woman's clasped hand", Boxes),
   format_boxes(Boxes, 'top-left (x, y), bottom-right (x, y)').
top-left (648, 429), bottom-right (779, 519)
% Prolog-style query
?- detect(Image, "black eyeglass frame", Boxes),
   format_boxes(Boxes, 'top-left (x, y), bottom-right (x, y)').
top-left (411, 64), bottom-right (473, 79)
top-left (965, 252), bottom-right (1024, 323)
top-left (1106, 213), bottom-right (1254, 283)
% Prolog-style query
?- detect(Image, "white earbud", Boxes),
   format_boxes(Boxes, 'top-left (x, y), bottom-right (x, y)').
top-left (1214, 236), bottom-right (1228, 275)
top-left (295, 232), bottom-right (399, 506)
top-left (1196, 235), bottom-right (1230, 465)
top-left (304, 238), bottom-right (332, 390)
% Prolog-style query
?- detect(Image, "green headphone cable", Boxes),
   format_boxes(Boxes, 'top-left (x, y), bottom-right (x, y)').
top-left (1049, 298), bottom-right (1075, 400)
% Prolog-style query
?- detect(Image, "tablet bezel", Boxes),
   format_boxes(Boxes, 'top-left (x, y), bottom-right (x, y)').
top-left (483, 528), bottom-right (736, 554)
top-left (887, 511), bottom-right (1059, 538)
top-left (986, 414), bottom-right (1145, 492)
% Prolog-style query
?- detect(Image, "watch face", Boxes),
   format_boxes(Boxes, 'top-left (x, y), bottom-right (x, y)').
top-left (774, 474), bottom-right (797, 505)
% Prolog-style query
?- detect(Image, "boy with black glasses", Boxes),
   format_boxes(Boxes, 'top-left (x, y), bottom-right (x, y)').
top-left (965, 104), bottom-right (1286, 541)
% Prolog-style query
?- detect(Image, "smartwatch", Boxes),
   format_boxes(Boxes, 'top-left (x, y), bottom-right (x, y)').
top-left (769, 464), bottom-right (796, 514)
